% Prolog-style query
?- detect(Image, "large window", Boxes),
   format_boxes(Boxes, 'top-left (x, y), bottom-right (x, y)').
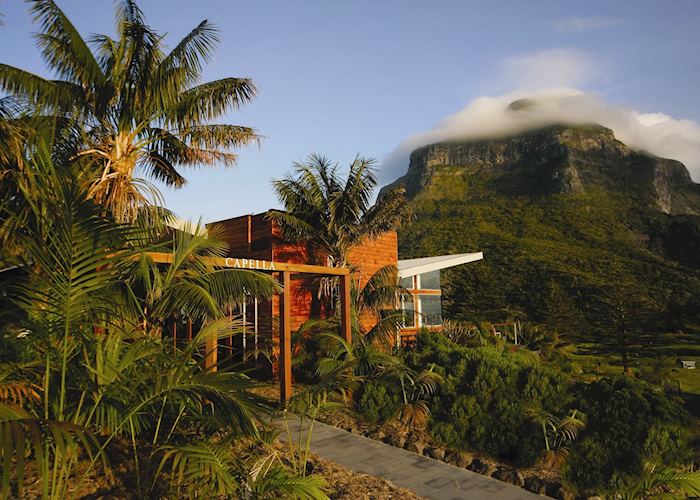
top-left (400, 276), bottom-right (414, 290)
top-left (401, 296), bottom-right (416, 327)
top-left (419, 295), bottom-right (442, 326)
top-left (418, 270), bottom-right (440, 290)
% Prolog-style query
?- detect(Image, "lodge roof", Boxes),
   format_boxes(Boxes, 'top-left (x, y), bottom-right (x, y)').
top-left (397, 253), bottom-right (484, 278)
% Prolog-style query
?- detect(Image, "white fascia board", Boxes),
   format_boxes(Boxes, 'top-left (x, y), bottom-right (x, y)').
top-left (397, 252), bottom-right (483, 278)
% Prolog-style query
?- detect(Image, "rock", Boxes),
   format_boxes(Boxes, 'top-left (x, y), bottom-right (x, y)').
top-left (545, 482), bottom-right (564, 498)
top-left (444, 450), bottom-right (473, 468)
top-left (368, 430), bottom-right (385, 441)
top-left (452, 451), bottom-right (473, 468)
top-left (349, 426), bottom-right (363, 435)
top-left (426, 447), bottom-right (445, 461)
top-left (467, 457), bottom-right (496, 477)
top-left (407, 441), bottom-right (425, 455)
top-left (385, 434), bottom-right (405, 449)
top-left (491, 468), bottom-right (523, 486)
top-left (524, 477), bottom-right (547, 495)
top-left (586, 496), bottom-right (604, 500)
top-left (556, 486), bottom-right (575, 500)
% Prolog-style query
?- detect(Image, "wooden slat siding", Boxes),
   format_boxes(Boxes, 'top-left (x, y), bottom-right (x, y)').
top-left (346, 232), bottom-right (399, 332)
top-left (208, 215), bottom-right (252, 257)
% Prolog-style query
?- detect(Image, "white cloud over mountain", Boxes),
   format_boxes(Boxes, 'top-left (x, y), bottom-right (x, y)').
top-left (380, 89), bottom-right (700, 183)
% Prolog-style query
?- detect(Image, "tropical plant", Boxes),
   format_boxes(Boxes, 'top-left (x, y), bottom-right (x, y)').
top-left (0, 147), bottom-right (281, 498)
top-left (350, 264), bottom-right (407, 347)
top-left (527, 408), bottom-right (585, 469)
top-left (268, 154), bottom-right (409, 268)
top-left (617, 464), bottom-right (700, 500)
top-left (1, 0), bottom-right (259, 222)
top-left (392, 365), bottom-right (441, 429)
top-left (282, 390), bottom-right (340, 482)
top-left (245, 450), bottom-right (329, 499)
top-left (129, 220), bottom-right (278, 336)
top-left (314, 332), bottom-right (440, 427)
top-left (441, 319), bottom-right (488, 346)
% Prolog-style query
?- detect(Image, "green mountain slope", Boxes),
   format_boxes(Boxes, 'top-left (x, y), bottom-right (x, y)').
top-left (383, 125), bottom-right (700, 335)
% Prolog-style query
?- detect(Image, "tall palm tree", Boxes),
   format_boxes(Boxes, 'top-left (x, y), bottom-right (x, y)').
top-left (268, 154), bottom-right (409, 268)
top-left (0, 0), bottom-right (259, 222)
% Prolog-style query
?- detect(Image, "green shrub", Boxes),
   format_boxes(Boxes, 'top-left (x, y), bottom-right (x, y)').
top-left (404, 332), bottom-right (568, 466)
top-left (563, 376), bottom-right (692, 495)
top-left (355, 380), bottom-right (401, 423)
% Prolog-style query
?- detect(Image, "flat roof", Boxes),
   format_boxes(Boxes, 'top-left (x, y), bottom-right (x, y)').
top-left (397, 252), bottom-right (483, 278)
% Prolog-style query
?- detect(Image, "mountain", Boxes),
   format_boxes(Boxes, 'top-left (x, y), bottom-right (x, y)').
top-left (382, 124), bottom-right (700, 335)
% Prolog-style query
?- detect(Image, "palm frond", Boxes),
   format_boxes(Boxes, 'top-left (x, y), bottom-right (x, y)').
top-left (29, 0), bottom-right (106, 89)
top-left (247, 451), bottom-right (329, 500)
top-left (159, 19), bottom-right (220, 85)
top-left (170, 77), bottom-right (257, 126)
top-left (0, 414), bottom-right (105, 500)
top-left (155, 440), bottom-right (239, 496)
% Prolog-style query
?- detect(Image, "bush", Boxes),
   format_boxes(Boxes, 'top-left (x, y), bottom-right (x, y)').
top-left (404, 332), bottom-right (568, 465)
top-left (563, 376), bottom-right (693, 495)
top-left (355, 380), bottom-right (401, 423)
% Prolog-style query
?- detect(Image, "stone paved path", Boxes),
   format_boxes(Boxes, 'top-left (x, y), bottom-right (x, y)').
top-left (280, 417), bottom-right (542, 500)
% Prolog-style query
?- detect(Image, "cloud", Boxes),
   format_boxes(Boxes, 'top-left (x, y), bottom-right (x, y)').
top-left (502, 48), bottom-right (603, 89)
top-left (551, 16), bottom-right (622, 34)
top-left (380, 89), bottom-right (700, 183)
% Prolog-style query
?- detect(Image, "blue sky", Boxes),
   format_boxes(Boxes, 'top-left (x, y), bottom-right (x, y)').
top-left (2, 0), bottom-right (700, 221)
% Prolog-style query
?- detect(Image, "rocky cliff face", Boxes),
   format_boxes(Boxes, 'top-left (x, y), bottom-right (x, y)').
top-left (382, 124), bottom-right (700, 330)
top-left (383, 125), bottom-right (699, 215)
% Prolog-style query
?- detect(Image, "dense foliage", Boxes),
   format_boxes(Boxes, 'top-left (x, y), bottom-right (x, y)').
top-left (564, 376), bottom-right (693, 495)
top-left (403, 332), bottom-right (569, 465)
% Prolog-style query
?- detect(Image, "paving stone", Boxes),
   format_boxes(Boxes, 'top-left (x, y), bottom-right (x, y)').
top-left (424, 476), bottom-right (455, 489)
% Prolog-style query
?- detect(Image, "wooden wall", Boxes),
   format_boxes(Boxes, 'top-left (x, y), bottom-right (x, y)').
top-left (347, 232), bottom-right (399, 332)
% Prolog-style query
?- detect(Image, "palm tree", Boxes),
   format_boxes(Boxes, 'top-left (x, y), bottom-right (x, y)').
top-left (527, 408), bottom-right (585, 470)
top-left (268, 154), bottom-right (409, 268)
top-left (1, 0), bottom-right (259, 222)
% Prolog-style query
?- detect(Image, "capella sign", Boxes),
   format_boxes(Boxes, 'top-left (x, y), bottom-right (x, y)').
top-left (224, 257), bottom-right (276, 271)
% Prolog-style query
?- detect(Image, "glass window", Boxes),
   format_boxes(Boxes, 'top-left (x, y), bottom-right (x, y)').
top-left (401, 296), bottom-right (416, 327)
top-left (419, 270), bottom-right (440, 290)
top-left (419, 295), bottom-right (442, 326)
top-left (400, 276), bottom-right (414, 290)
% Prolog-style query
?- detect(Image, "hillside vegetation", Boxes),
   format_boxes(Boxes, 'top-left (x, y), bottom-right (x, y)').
top-left (385, 125), bottom-right (700, 340)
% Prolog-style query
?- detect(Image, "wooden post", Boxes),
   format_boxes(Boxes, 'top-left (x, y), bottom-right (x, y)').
top-left (186, 317), bottom-right (192, 343)
top-left (340, 273), bottom-right (352, 345)
top-left (172, 320), bottom-right (177, 353)
top-left (204, 321), bottom-right (217, 373)
top-left (280, 271), bottom-right (292, 403)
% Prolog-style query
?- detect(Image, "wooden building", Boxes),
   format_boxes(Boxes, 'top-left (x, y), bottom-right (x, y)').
top-left (208, 212), bottom-right (483, 358)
